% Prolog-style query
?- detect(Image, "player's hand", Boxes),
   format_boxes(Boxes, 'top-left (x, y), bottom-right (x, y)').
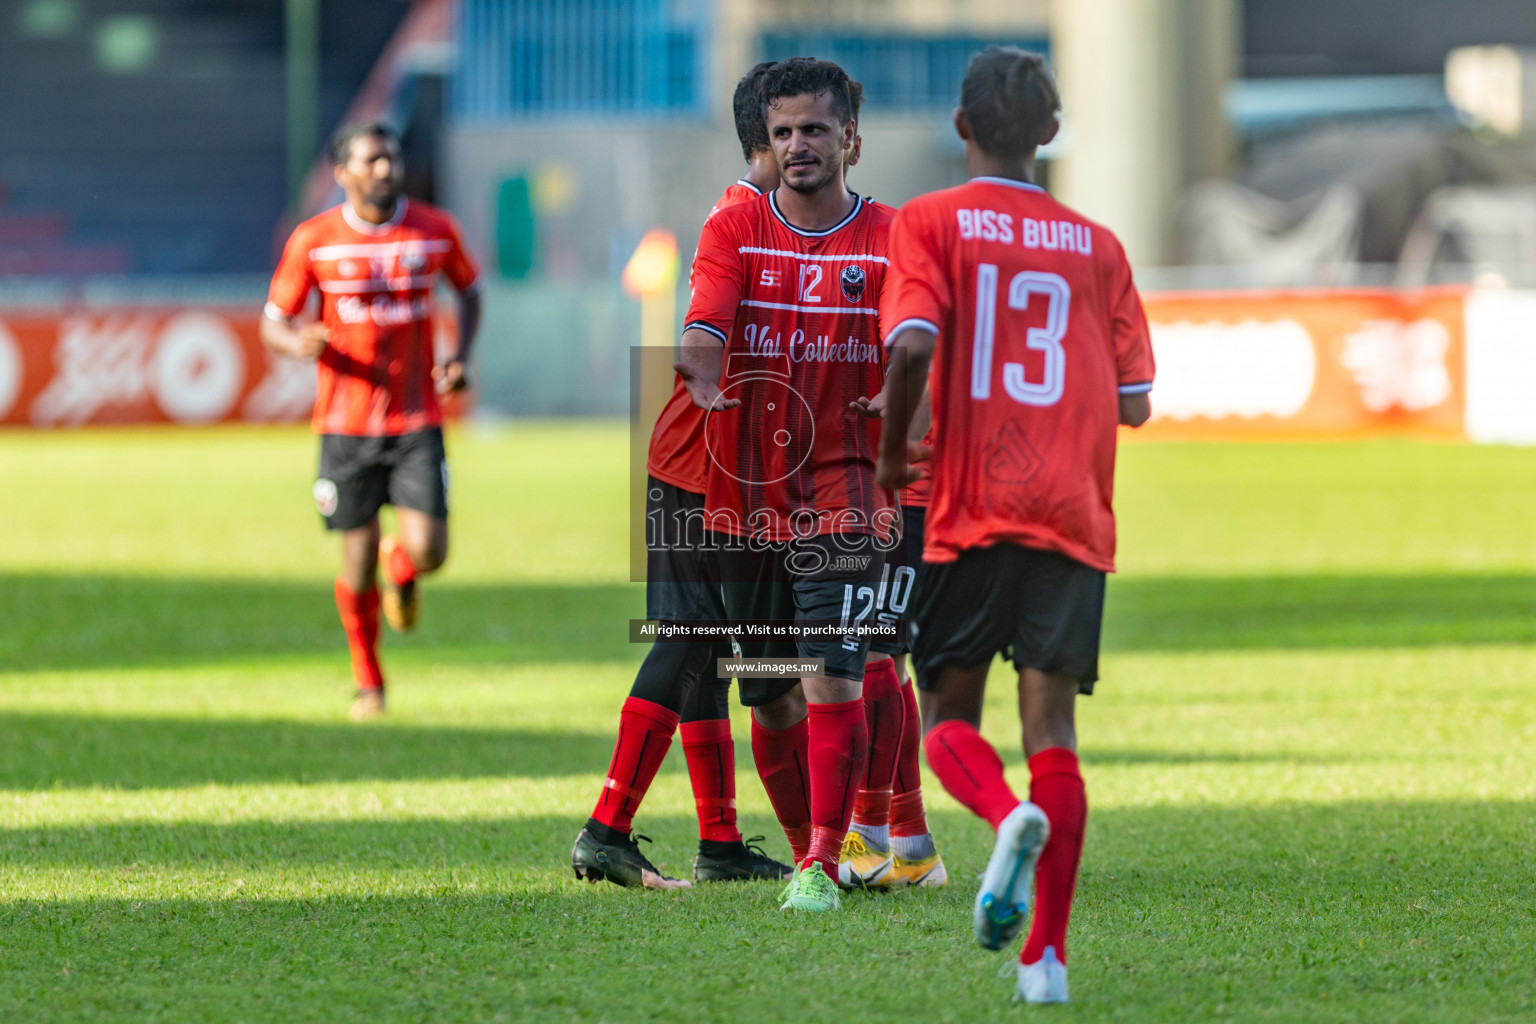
top-left (875, 441), bottom-right (932, 490)
top-left (432, 359), bottom-right (469, 395)
top-left (294, 322), bottom-right (329, 359)
top-left (849, 391), bottom-right (886, 418)
top-left (674, 361), bottom-right (739, 411)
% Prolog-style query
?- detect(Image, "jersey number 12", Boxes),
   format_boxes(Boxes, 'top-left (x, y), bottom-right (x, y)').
top-left (970, 265), bottom-right (1070, 406)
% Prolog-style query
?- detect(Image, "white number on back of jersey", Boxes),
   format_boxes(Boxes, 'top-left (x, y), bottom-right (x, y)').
top-left (970, 265), bottom-right (1070, 406)
top-left (798, 263), bottom-right (824, 303)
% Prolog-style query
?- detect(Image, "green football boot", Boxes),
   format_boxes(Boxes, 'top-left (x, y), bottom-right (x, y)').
top-left (779, 861), bottom-right (842, 912)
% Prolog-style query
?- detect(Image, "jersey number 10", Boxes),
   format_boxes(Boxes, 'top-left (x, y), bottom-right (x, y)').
top-left (970, 265), bottom-right (1070, 406)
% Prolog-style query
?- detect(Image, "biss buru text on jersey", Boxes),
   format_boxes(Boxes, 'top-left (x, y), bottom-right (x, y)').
top-left (957, 209), bottom-right (1094, 254)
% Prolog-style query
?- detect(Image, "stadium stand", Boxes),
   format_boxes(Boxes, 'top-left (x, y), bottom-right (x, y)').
top-left (0, 0), bottom-right (406, 276)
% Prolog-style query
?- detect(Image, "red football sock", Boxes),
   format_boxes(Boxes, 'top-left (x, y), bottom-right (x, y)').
top-left (890, 681), bottom-right (931, 837)
top-left (334, 579), bottom-right (383, 691)
top-left (751, 715), bottom-right (812, 862)
top-left (385, 538), bottom-right (417, 586)
top-left (890, 790), bottom-right (928, 837)
top-left (851, 658), bottom-right (901, 828)
top-left (924, 719), bottom-right (1019, 831)
top-left (852, 787), bottom-right (890, 828)
top-left (805, 698), bottom-right (869, 880)
top-left (680, 719), bottom-right (741, 843)
top-left (591, 697), bottom-right (680, 835)
top-left (1021, 748), bottom-right (1087, 966)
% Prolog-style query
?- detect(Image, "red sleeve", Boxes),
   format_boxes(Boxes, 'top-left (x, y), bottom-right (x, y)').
top-left (881, 201), bottom-right (950, 344)
top-left (688, 186), bottom-right (752, 293)
top-left (706, 184), bottom-right (757, 222)
top-left (1106, 243), bottom-right (1154, 393)
top-left (441, 214), bottom-right (484, 293)
top-left (683, 211), bottom-right (744, 342)
top-left (266, 223), bottom-right (316, 319)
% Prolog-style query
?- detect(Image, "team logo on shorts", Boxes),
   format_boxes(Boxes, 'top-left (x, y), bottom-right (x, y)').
top-left (313, 478), bottom-right (339, 518)
top-left (840, 264), bottom-right (866, 303)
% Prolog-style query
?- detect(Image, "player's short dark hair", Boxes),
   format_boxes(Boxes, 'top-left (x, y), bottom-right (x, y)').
top-left (329, 121), bottom-right (400, 167)
top-left (848, 79), bottom-right (864, 125)
top-left (733, 62), bottom-right (778, 160)
top-left (760, 57), bottom-right (858, 126)
top-left (960, 47), bottom-right (1060, 159)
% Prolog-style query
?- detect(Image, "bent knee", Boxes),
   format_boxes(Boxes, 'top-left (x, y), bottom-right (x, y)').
top-left (406, 535), bottom-right (449, 573)
top-left (753, 687), bottom-right (808, 729)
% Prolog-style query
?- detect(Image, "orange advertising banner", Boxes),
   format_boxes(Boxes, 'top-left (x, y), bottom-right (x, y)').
top-left (0, 309), bottom-right (464, 428)
top-left (0, 290), bottom-right (1466, 433)
top-left (1135, 288), bottom-right (1467, 440)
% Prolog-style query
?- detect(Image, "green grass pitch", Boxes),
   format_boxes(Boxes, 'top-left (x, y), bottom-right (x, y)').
top-left (1, 425), bottom-right (1533, 1022)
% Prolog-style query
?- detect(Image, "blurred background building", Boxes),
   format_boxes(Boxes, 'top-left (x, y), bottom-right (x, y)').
top-left (4, 0), bottom-right (1536, 418)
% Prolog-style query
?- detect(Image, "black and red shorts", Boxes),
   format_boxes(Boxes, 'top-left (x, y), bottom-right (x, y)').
top-left (716, 532), bottom-right (888, 685)
top-left (315, 428), bottom-right (448, 531)
top-left (644, 476), bottom-right (729, 623)
top-left (911, 542), bottom-right (1106, 694)
top-left (869, 504), bottom-right (924, 657)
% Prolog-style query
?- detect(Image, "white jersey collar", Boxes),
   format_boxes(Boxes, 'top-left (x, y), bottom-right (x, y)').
top-left (768, 190), bottom-right (863, 238)
top-left (970, 175), bottom-right (1045, 193)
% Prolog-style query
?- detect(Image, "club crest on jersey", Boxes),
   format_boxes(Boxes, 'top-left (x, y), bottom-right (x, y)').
top-left (400, 251), bottom-right (427, 272)
top-left (313, 478), bottom-right (339, 518)
top-left (840, 264), bottom-right (865, 303)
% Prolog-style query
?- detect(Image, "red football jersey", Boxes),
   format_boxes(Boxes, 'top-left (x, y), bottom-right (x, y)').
top-left (882, 177), bottom-right (1154, 570)
top-left (648, 180), bottom-right (766, 492)
top-left (267, 199), bottom-right (482, 437)
top-left (705, 180), bottom-right (767, 224)
top-left (686, 191), bottom-right (895, 541)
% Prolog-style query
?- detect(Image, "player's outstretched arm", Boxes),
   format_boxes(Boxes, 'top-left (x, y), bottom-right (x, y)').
top-left (260, 311), bottom-right (328, 360)
top-left (876, 326), bottom-right (937, 489)
top-left (1119, 392), bottom-right (1151, 427)
top-left (434, 287), bottom-right (483, 394)
top-left (908, 387), bottom-right (932, 443)
top-left (674, 327), bottom-right (739, 410)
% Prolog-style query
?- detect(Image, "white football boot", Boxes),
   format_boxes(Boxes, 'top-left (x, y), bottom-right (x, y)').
top-left (973, 801), bottom-right (1050, 950)
top-left (1016, 946), bottom-right (1069, 1004)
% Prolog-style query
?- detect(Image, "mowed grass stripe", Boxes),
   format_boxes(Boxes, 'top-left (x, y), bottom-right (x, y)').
top-left (0, 427), bottom-right (1533, 1022)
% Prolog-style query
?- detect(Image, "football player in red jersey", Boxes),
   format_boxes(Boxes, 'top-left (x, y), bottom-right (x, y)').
top-left (877, 49), bottom-right (1154, 1002)
top-left (261, 122), bottom-right (482, 722)
top-left (676, 58), bottom-right (908, 912)
top-left (571, 63), bottom-right (796, 890)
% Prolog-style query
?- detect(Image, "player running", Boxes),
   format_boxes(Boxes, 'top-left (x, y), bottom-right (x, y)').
top-left (571, 63), bottom-right (795, 889)
top-left (261, 121), bottom-right (482, 722)
top-left (677, 57), bottom-right (903, 913)
top-left (876, 48), bottom-right (1154, 1002)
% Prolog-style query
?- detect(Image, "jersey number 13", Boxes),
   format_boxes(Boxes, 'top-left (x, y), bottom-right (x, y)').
top-left (970, 266), bottom-right (1070, 407)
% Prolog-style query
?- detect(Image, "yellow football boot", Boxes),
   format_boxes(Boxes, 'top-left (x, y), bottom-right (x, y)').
top-left (378, 535), bottom-right (418, 633)
top-left (836, 830), bottom-right (895, 890)
top-left (890, 851), bottom-right (948, 888)
top-left (349, 688), bottom-right (385, 721)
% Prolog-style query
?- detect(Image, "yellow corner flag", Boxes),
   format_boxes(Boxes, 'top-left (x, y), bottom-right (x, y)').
top-left (623, 229), bottom-right (680, 350)
top-left (621, 229), bottom-right (679, 300)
